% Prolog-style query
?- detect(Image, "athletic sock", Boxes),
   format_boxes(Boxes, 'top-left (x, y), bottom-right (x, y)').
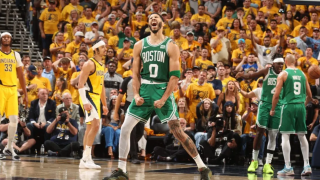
top-left (193, 154), bottom-right (206, 169)
top-left (118, 160), bottom-right (127, 173)
top-left (83, 146), bottom-right (92, 160)
top-left (297, 135), bottom-right (310, 167)
top-left (282, 134), bottom-right (291, 169)
top-left (252, 150), bottom-right (259, 161)
top-left (285, 162), bottom-right (291, 169)
top-left (304, 160), bottom-right (310, 167)
top-left (266, 153), bottom-right (273, 164)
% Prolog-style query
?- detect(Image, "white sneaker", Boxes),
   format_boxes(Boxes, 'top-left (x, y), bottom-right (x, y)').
top-left (301, 165), bottom-right (312, 176)
top-left (79, 159), bottom-right (87, 169)
top-left (3, 146), bottom-right (19, 161)
top-left (79, 158), bottom-right (101, 169)
top-left (277, 166), bottom-right (295, 176)
top-left (0, 154), bottom-right (5, 160)
top-left (258, 159), bottom-right (263, 166)
top-left (88, 159), bottom-right (101, 169)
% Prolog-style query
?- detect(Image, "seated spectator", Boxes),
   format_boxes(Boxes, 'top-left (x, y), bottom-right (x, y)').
top-left (84, 22), bottom-right (104, 46)
top-left (217, 81), bottom-right (240, 114)
top-left (207, 66), bottom-right (222, 103)
top-left (240, 100), bottom-right (266, 165)
top-left (153, 118), bottom-right (195, 162)
top-left (101, 95), bottom-right (124, 158)
top-left (45, 107), bottom-right (80, 157)
top-left (223, 101), bottom-right (242, 134)
top-left (177, 97), bottom-right (195, 133)
top-left (27, 89), bottom-right (56, 142)
top-left (52, 77), bottom-right (71, 106)
top-left (200, 116), bottom-right (242, 165)
top-left (56, 93), bottom-right (79, 122)
top-left (117, 38), bottom-right (134, 76)
top-left (310, 124), bottom-right (320, 142)
top-left (193, 48), bottom-right (213, 70)
top-left (52, 57), bottom-right (76, 87)
top-left (65, 32), bottom-right (85, 58)
top-left (33, 62), bottom-right (52, 94)
top-left (49, 32), bottom-right (66, 62)
top-left (195, 98), bottom-right (219, 148)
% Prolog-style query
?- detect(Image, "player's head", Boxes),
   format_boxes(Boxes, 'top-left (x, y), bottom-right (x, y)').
top-left (148, 13), bottom-right (164, 34)
top-left (284, 54), bottom-right (295, 67)
top-left (92, 40), bottom-right (107, 56)
top-left (272, 58), bottom-right (284, 74)
top-left (0, 32), bottom-right (12, 47)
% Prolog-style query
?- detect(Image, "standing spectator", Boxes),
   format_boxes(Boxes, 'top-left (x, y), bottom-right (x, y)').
top-left (180, 15), bottom-right (195, 36)
top-left (52, 77), bottom-right (71, 106)
top-left (22, 55), bottom-right (31, 73)
top-left (297, 48), bottom-right (319, 86)
top-left (39, 0), bottom-right (62, 57)
top-left (210, 26), bottom-right (231, 64)
top-left (182, 32), bottom-right (201, 52)
top-left (185, 70), bottom-right (216, 119)
top-left (45, 107), bottom-right (80, 157)
top-left (27, 89), bottom-right (56, 143)
top-left (193, 49), bottom-right (213, 70)
top-left (204, 0), bottom-right (221, 22)
top-left (235, 54), bottom-right (261, 72)
top-left (49, 32), bottom-right (66, 62)
top-left (307, 12), bottom-right (319, 36)
top-left (42, 57), bottom-right (56, 94)
top-left (191, 5), bottom-right (211, 26)
top-left (80, 0), bottom-right (96, 9)
top-left (216, 6), bottom-right (234, 29)
top-left (102, 14), bottom-right (117, 39)
top-left (61, 0), bottom-right (84, 21)
top-left (65, 32), bottom-right (85, 58)
top-left (259, 0), bottom-right (279, 18)
top-left (294, 26), bottom-right (308, 54)
top-left (56, 93), bottom-right (80, 122)
top-left (104, 61), bottom-right (123, 100)
top-left (207, 66), bottom-right (222, 103)
top-left (18, 65), bottom-right (45, 107)
top-left (301, 28), bottom-right (320, 59)
top-left (52, 57), bottom-right (76, 87)
top-left (33, 62), bottom-right (52, 94)
top-left (231, 39), bottom-right (251, 67)
top-left (117, 38), bottom-right (133, 75)
top-left (283, 39), bottom-right (303, 58)
top-left (84, 22), bottom-right (104, 46)
top-left (115, 15), bottom-right (137, 49)
top-left (101, 95), bottom-right (125, 158)
top-left (291, 14), bottom-right (310, 37)
top-left (172, 27), bottom-right (188, 50)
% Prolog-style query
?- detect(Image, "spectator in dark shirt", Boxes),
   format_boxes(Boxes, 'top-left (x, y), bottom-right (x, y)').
top-left (310, 124), bottom-right (320, 142)
top-left (104, 60), bottom-right (123, 100)
top-left (207, 65), bottom-right (222, 103)
top-left (45, 107), bottom-right (80, 157)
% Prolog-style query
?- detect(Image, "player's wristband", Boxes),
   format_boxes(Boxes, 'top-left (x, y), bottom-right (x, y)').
top-left (78, 88), bottom-right (89, 104)
top-left (169, 70), bottom-right (181, 78)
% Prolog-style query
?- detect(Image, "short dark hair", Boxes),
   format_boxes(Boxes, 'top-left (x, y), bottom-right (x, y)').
top-left (270, 19), bottom-right (277, 23)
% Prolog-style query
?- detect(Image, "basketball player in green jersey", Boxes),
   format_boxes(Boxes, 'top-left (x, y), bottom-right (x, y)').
top-left (235, 58), bottom-right (284, 174)
top-left (271, 54), bottom-right (317, 176)
top-left (103, 13), bottom-right (212, 180)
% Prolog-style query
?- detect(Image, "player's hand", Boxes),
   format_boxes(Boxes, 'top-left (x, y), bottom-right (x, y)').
top-left (311, 98), bottom-right (318, 105)
top-left (308, 123), bottom-right (315, 130)
top-left (235, 71), bottom-right (244, 79)
top-left (154, 99), bottom-right (165, 109)
top-left (103, 105), bottom-right (109, 115)
top-left (135, 96), bottom-right (144, 106)
top-left (270, 110), bottom-right (275, 116)
top-left (84, 104), bottom-right (93, 111)
top-left (41, 32), bottom-right (45, 39)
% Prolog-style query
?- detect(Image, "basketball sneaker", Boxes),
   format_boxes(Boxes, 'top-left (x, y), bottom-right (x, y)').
top-left (79, 158), bottom-right (101, 169)
top-left (0, 154), bottom-right (5, 160)
top-left (102, 168), bottom-right (129, 180)
top-left (263, 164), bottom-right (274, 174)
top-left (301, 165), bottom-right (312, 176)
top-left (277, 166), bottom-right (294, 176)
top-left (247, 173), bottom-right (257, 180)
top-left (3, 146), bottom-right (19, 161)
top-left (248, 160), bottom-right (258, 173)
top-left (199, 167), bottom-right (212, 180)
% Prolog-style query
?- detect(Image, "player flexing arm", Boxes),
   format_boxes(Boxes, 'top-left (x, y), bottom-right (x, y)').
top-left (132, 41), bottom-right (144, 106)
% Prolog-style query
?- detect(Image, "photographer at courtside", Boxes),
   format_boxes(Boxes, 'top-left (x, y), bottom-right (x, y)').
top-left (45, 107), bottom-right (80, 157)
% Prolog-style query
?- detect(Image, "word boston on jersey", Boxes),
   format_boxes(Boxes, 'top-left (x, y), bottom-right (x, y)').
top-left (283, 0), bottom-right (320, 5)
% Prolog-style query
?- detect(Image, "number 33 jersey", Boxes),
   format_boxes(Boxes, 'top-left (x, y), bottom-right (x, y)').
top-left (140, 36), bottom-right (172, 83)
top-left (260, 67), bottom-right (284, 105)
top-left (282, 68), bottom-right (306, 104)
top-left (0, 50), bottom-right (23, 87)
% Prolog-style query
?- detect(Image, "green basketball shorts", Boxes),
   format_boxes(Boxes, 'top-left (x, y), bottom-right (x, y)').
top-left (279, 103), bottom-right (307, 134)
top-left (256, 101), bottom-right (281, 131)
top-left (127, 81), bottom-right (179, 124)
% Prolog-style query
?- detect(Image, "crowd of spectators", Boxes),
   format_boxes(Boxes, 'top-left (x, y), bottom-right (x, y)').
top-left (3, 0), bottom-right (320, 165)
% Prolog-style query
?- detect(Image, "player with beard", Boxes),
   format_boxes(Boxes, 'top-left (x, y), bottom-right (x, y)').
top-left (235, 58), bottom-right (284, 174)
top-left (0, 32), bottom-right (28, 160)
top-left (103, 13), bottom-right (212, 180)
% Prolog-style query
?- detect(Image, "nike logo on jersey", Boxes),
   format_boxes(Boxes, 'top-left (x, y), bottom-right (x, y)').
top-left (161, 87), bottom-right (166, 89)
top-left (144, 46), bottom-right (149, 49)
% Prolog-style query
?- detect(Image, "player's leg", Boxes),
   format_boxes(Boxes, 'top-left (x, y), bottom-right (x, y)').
top-left (278, 104), bottom-right (295, 176)
top-left (295, 104), bottom-right (312, 176)
top-left (4, 89), bottom-right (20, 160)
top-left (0, 88), bottom-right (6, 159)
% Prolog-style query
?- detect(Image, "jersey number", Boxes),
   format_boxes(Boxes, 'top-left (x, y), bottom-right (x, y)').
top-left (149, 64), bottom-right (158, 78)
top-left (4, 64), bottom-right (12, 72)
top-left (294, 82), bottom-right (301, 95)
top-left (271, 87), bottom-right (275, 94)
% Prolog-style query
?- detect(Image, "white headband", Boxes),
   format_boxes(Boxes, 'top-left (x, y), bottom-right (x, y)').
top-left (92, 41), bottom-right (105, 50)
top-left (273, 58), bottom-right (284, 63)
top-left (1, 32), bottom-right (12, 37)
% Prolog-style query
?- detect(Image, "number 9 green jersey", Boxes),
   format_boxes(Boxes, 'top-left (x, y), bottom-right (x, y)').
top-left (140, 37), bottom-right (172, 82)
top-left (282, 68), bottom-right (306, 104)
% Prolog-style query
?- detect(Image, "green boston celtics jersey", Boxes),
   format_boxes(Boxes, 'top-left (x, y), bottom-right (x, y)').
top-left (261, 67), bottom-right (283, 104)
top-left (140, 36), bottom-right (172, 82)
top-left (282, 68), bottom-right (306, 104)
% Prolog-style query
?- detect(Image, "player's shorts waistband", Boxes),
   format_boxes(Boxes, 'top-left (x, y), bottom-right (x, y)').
top-left (0, 80), bottom-right (16, 87)
top-left (141, 79), bottom-right (167, 85)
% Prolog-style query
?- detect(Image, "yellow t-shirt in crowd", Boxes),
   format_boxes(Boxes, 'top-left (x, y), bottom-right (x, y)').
top-left (283, 48), bottom-right (304, 58)
top-left (123, 70), bottom-right (132, 78)
top-left (173, 36), bottom-right (188, 50)
top-left (78, 17), bottom-right (97, 32)
top-left (291, 25), bottom-right (310, 37)
top-left (191, 14), bottom-right (211, 24)
top-left (185, 82), bottom-right (216, 118)
top-left (108, 36), bottom-right (119, 51)
top-left (39, 8), bottom-right (62, 35)
top-left (65, 41), bottom-right (81, 56)
top-left (61, 3), bottom-right (84, 21)
top-left (70, 72), bottom-right (80, 104)
top-left (231, 48), bottom-right (250, 67)
top-left (243, 111), bottom-right (257, 134)
top-left (52, 89), bottom-right (71, 106)
top-left (103, 21), bottom-right (118, 39)
top-left (179, 111), bottom-right (195, 126)
top-left (216, 17), bottom-right (234, 29)
top-left (218, 76), bottom-right (236, 92)
top-left (307, 21), bottom-right (320, 36)
top-left (131, 21), bottom-right (147, 34)
top-left (49, 42), bottom-right (66, 62)
top-left (37, 76), bottom-right (52, 92)
top-left (181, 41), bottom-right (201, 52)
top-left (195, 59), bottom-right (214, 70)
top-left (259, 6), bottom-right (279, 17)
top-left (297, 57), bottom-right (319, 85)
top-left (116, 48), bottom-right (133, 75)
top-left (55, 67), bottom-right (74, 87)
top-left (18, 77), bottom-right (45, 107)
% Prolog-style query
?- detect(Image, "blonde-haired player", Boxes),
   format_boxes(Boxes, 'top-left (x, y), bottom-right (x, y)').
top-left (0, 32), bottom-right (28, 160)
top-left (78, 40), bottom-right (109, 168)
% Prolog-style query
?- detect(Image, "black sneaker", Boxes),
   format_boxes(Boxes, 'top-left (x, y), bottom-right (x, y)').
top-left (131, 158), bottom-right (140, 164)
top-left (3, 148), bottom-right (19, 161)
top-left (199, 167), bottom-right (212, 180)
top-left (102, 168), bottom-right (129, 180)
top-left (48, 150), bottom-right (58, 157)
top-left (0, 154), bottom-right (5, 160)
